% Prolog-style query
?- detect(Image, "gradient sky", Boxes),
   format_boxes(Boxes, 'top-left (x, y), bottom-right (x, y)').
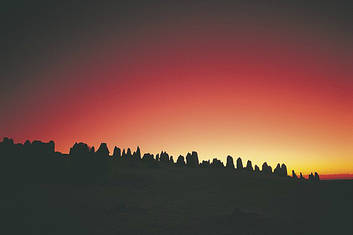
top-left (1, 1), bottom-right (352, 177)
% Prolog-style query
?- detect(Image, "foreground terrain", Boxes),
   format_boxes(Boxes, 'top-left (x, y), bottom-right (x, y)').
top-left (6, 165), bottom-right (353, 235)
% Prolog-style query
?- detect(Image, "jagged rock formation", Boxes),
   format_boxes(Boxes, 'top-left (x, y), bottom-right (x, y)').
top-left (121, 149), bottom-right (126, 159)
top-left (236, 157), bottom-right (243, 170)
top-left (262, 162), bottom-right (272, 175)
top-left (133, 146), bottom-right (141, 160)
top-left (70, 142), bottom-right (90, 156)
top-left (96, 143), bottom-right (110, 158)
top-left (160, 151), bottom-right (170, 163)
top-left (186, 151), bottom-right (199, 167)
top-left (246, 160), bottom-right (253, 172)
top-left (142, 153), bottom-right (154, 162)
top-left (274, 163), bottom-right (281, 176)
top-left (126, 148), bottom-right (132, 160)
top-left (314, 172), bottom-right (320, 181)
top-left (309, 172), bottom-right (315, 181)
top-left (113, 146), bottom-right (121, 159)
top-left (226, 156), bottom-right (235, 169)
top-left (254, 165), bottom-right (260, 173)
top-left (0, 137), bottom-right (320, 183)
top-left (281, 164), bottom-right (287, 177)
top-left (176, 155), bottom-right (185, 167)
top-left (211, 158), bottom-right (224, 168)
top-left (300, 173), bottom-right (305, 180)
top-left (200, 160), bottom-right (210, 168)
top-left (273, 163), bottom-right (287, 177)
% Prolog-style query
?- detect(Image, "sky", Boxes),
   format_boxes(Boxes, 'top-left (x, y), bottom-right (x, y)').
top-left (1, 1), bottom-right (352, 178)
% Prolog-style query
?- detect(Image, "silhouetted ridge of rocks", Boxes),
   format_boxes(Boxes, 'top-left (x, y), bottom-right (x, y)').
top-left (0, 137), bottom-right (320, 182)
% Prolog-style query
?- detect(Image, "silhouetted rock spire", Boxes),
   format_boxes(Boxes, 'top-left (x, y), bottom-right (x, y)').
top-left (211, 158), bottom-right (224, 168)
top-left (281, 163), bottom-right (287, 177)
top-left (262, 162), bottom-right (272, 175)
top-left (186, 151), bottom-right (199, 167)
top-left (226, 155), bottom-right (235, 169)
top-left (70, 142), bottom-right (90, 156)
top-left (236, 157), bottom-right (243, 170)
top-left (314, 172), bottom-right (320, 181)
top-left (134, 146), bottom-right (141, 160)
top-left (142, 153), bottom-right (154, 162)
top-left (113, 146), bottom-right (121, 158)
top-left (96, 143), bottom-right (109, 158)
top-left (122, 149), bottom-right (126, 159)
top-left (246, 160), bottom-right (253, 172)
top-left (254, 165), bottom-right (260, 173)
top-left (309, 172), bottom-right (314, 181)
top-left (176, 155), bottom-right (185, 167)
top-left (160, 151), bottom-right (170, 163)
top-left (274, 163), bottom-right (281, 176)
top-left (200, 160), bottom-right (210, 168)
top-left (300, 172), bottom-right (305, 180)
top-left (126, 148), bottom-right (132, 160)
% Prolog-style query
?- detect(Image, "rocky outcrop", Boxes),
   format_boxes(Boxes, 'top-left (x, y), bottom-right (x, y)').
top-left (280, 164), bottom-right (287, 177)
top-left (96, 143), bottom-right (110, 158)
top-left (113, 146), bottom-right (121, 158)
top-left (70, 142), bottom-right (90, 156)
top-left (176, 155), bottom-right (185, 167)
top-left (300, 172), bottom-right (305, 180)
top-left (254, 165), bottom-right (260, 173)
top-left (246, 160), bottom-right (253, 172)
top-left (186, 151), bottom-right (199, 167)
top-left (142, 153), bottom-right (154, 162)
top-left (126, 148), bottom-right (132, 160)
top-left (309, 172), bottom-right (314, 181)
top-left (133, 146), bottom-right (141, 160)
top-left (314, 172), bottom-right (320, 181)
top-left (160, 151), bottom-right (170, 163)
top-left (211, 158), bottom-right (224, 168)
top-left (226, 155), bottom-right (235, 169)
top-left (200, 160), bottom-right (210, 168)
top-left (262, 162), bottom-right (272, 175)
top-left (236, 157), bottom-right (243, 170)
top-left (274, 163), bottom-right (281, 176)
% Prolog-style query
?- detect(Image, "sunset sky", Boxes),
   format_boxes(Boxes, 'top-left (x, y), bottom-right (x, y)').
top-left (1, 1), bottom-right (352, 178)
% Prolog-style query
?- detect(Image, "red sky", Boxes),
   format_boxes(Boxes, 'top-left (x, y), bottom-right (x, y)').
top-left (1, 2), bottom-right (352, 178)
